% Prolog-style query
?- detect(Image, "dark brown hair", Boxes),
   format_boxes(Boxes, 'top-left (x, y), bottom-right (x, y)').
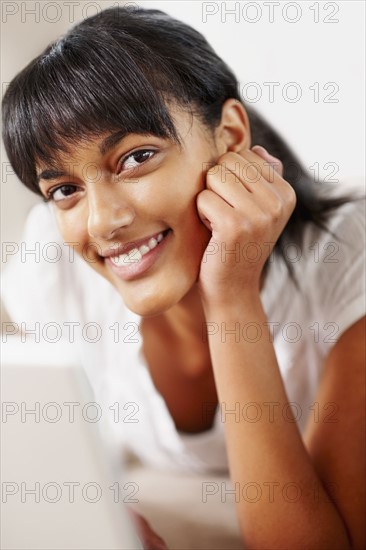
top-left (2, 6), bottom-right (362, 284)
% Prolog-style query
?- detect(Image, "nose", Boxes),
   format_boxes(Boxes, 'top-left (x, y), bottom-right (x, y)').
top-left (87, 185), bottom-right (135, 240)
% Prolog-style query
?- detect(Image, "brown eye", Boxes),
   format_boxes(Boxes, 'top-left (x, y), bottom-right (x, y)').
top-left (48, 184), bottom-right (78, 202)
top-left (119, 149), bottom-right (155, 172)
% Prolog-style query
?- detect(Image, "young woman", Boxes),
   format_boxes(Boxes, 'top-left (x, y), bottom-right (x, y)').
top-left (2, 6), bottom-right (365, 549)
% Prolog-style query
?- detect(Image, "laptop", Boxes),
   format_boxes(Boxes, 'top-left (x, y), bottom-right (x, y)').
top-left (1, 337), bottom-right (143, 549)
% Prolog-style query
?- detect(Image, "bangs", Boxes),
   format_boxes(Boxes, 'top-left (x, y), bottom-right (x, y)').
top-left (2, 27), bottom-right (184, 195)
top-left (3, 6), bottom-right (239, 196)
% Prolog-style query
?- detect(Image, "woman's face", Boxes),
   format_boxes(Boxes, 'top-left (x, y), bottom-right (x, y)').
top-left (37, 106), bottom-right (218, 316)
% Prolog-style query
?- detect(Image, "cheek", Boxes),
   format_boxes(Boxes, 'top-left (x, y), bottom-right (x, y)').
top-left (138, 156), bottom-right (207, 225)
top-left (153, 161), bottom-right (211, 263)
top-left (168, 158), bottom-right (209, 241)
top-left (148, 152), bottom-right (212, 259)
top-left (55, 209), bottom-right (89, 256)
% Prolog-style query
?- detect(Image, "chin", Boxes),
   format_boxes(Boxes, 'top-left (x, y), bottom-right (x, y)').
top-left (118, 277), bottom-right (196, 318)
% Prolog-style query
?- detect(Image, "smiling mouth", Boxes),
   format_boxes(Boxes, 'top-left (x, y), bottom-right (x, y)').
top-left (108, 229), bottom-right (171, 267)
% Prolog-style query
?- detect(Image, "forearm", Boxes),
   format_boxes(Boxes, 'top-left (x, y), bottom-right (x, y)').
top-left (203, 293), bottom-right (351, 549)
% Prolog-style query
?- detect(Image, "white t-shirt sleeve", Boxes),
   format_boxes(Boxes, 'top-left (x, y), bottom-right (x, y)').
top-left (303, 196), bottom-right (365, 354)
top-left (1, 202), bottom-right (70, 326)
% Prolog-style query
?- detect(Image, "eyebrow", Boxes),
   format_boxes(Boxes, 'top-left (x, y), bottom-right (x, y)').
top-left (37, 169), bottom-right (68, 184)
top-left (99, 129), bottom-right (129, 156)
top-left (37, 130), bottom-right (130, 183)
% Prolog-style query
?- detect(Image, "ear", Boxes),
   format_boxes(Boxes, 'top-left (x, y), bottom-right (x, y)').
top-left (214, 98), bottom-right (251, 155)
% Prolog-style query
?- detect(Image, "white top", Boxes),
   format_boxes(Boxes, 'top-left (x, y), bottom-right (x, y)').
top-left (2, 192), bottom-right (365, 473)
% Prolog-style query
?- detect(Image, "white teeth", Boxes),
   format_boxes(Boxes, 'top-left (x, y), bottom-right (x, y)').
top-left (128, 248), bottom-right (142, 262)
top-left (111, 253), bottom-right (128, 266)
top-left (148, 237), bottom-right (158, 249)
top-left (111, 248), bottom-right (141, 266)
top-left (139, 244), bottom-right (150, 256)
top-left (110, 231), bottom-right (167, 267)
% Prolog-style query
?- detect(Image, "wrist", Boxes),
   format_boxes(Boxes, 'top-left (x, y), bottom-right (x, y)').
top-left (200, 288), bottom-right (264, 322)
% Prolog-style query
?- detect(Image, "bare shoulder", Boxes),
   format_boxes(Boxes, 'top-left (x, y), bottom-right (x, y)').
top-left (304, 315), bottom-right (366, 549)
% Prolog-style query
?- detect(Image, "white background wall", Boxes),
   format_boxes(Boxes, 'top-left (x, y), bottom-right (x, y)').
top-left (1, 0), bottom-right (365, 245)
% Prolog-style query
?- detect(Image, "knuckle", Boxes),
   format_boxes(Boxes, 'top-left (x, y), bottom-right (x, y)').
top-left (222, 215), bottom-right (244, 238)
top-left (286, 186), bottom-right (297, 209)
top-left (244, 161), bottom-right (261, 182)
top-left (217, 151), bottom-right (239, 165)
top-left (206, 165), bottom-right (220, 179)
top-left (196, 189), bottom-right (210, 205)
top-left (274, 159), bottom-right (284, 176)
top-left (256, 212), bottom-right (272, 231)
top-left (206, 164), bottom-right (227, 186)
top-left (271, 199), bottom-right (284, 222)
top-left (217, 152), bottom-right (243, 179)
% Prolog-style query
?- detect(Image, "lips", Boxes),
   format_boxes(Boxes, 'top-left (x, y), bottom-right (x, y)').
top-left (104, 228), bottom-right (172, 280)
top-left (101, 229), bottom-right (169, 259)
top-left (110, 230), bottom-right (167, 266)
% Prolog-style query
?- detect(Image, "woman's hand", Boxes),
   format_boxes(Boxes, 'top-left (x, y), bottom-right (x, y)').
top-left (196, 146), bottom-right (296, 308)
top-left (128, 508), bottom-right (169, 550)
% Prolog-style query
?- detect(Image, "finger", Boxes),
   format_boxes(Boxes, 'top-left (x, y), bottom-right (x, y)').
top-left (196, 188), bottom-right (234, 233)
top-left (218, 151), bottom-right (279, 188)
top-left (215, 151), bottom-right (296, 209)
top-left (206, 156), bottom-right (284, 215)
top-left (251, 145), bottom-right (284, 177)
top-left (127, 509), bottom-right (168, 550)
top-left (206, 165), bottom-right (260, 208)
top-left (196, 188), bottom-right (264, 240)
top-left (243, 148), bottom-right (290, 193)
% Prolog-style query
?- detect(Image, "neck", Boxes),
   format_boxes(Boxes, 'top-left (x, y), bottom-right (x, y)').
top-left (161, 270), bottom-right (266, 338)
top-left (162, 283), bottom-right (206, 342)
top-left (139, 283), bottom-right (211, 380)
